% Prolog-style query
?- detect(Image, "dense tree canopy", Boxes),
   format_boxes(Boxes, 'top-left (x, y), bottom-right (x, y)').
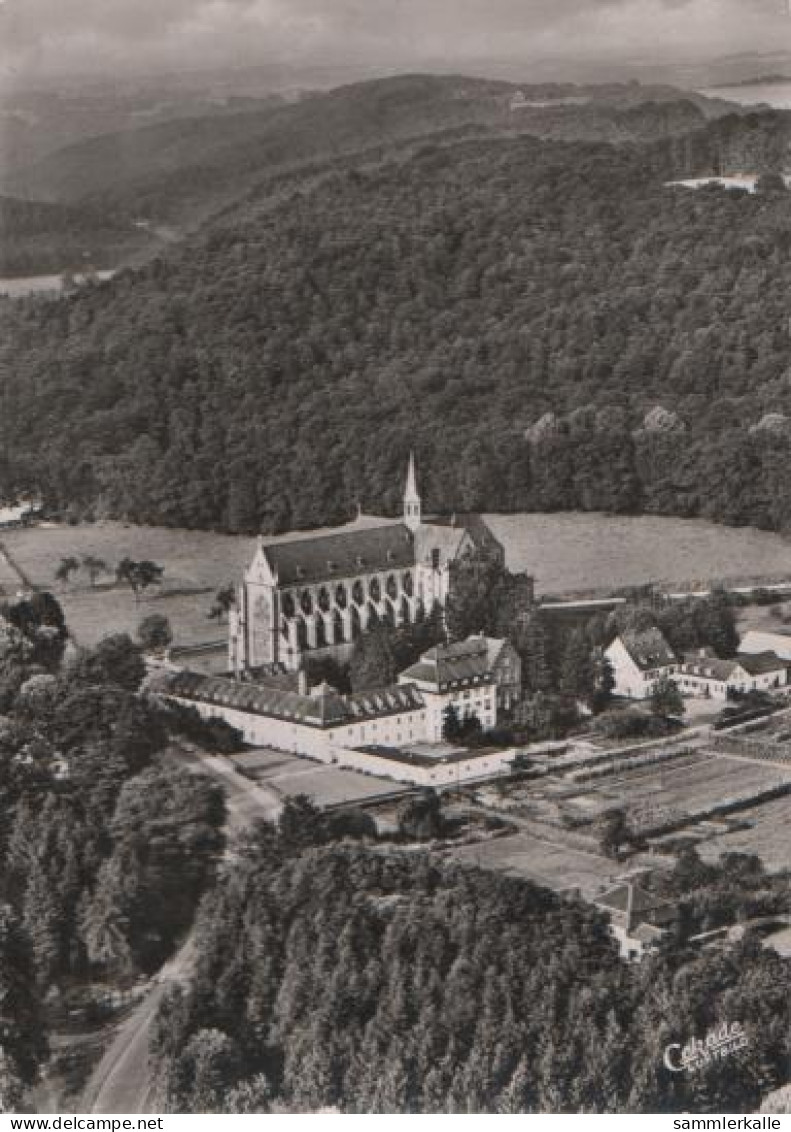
top-left (149, 827), bottom-right (791, 1114)
top-left (2, 130), bottom-right (791, 535)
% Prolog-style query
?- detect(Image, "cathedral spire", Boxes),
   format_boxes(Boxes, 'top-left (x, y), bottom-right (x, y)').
top-left (404, 451), bottom-right (421, 531)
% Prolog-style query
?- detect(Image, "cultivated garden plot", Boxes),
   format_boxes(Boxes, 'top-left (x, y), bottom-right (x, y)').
top-left (576, 749), bottom-right (791, 812)
top-left (697, 796), bottom-right (791, 872)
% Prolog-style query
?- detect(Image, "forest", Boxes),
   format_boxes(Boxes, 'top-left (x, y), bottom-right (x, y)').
top-left (147, 814), bottom-right (791, 1114)
top-left (2, 122), bottom-right (791, 535)
top-left (0, 592), bottom-right (229, 1108)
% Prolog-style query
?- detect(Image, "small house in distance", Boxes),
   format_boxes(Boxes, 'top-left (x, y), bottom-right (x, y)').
top-left (593, 881), bottom-right (676, 961)
top-left (605, 628), bottom-right (677, 699)
top-left (677, 648), bottom-right (788, 700)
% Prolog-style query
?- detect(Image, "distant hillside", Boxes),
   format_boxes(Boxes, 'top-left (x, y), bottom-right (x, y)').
top-left (2, 131), bottom-right (791, 535)
top-left (0, 195), bottom-right (153, 276)
top-left (4, 75), bottom-right (733, 225)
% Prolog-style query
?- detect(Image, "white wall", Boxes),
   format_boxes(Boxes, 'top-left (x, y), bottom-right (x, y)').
top-left (606, 638), bottom-right (652, 699)
top-left (165, 694), bottom-right (516, 787)
top-left (677, 664), bottom-right (787, 701)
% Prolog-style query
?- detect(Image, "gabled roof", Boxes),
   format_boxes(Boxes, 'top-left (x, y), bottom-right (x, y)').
top-left (680, 650), bottom-right (787, 680)
top-left (681, 652), bottom-right (739, 682)
top-left (399, 636), bottom-right (497, 690)
top-left (594, 882), bottom-right (671, 918)
top-left (154, 669), bottom-right (332, 727)
top-left (260, 523), bottom-right (415, 587)
top-left (153, 670), bottom-right (424, 729)
top-left (346, 683), bottom-right (424, 720)
top-left (616, 628), bottom-right (676, 671)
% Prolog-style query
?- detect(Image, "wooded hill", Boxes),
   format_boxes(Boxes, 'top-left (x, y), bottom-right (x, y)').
top-left (0, 195), bottom-right (153, 277)
top-left (1, 74), bottom-right (751, 276)
top-left (2, 117), bottom-right (791, 535)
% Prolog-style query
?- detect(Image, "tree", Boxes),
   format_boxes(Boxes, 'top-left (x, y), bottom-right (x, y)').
top-left (517, 611), bottom-right (552, 694)
top-left (0, 1049), bottom-right (24, 1114)
top-left (69, 634), bottom-right (147, 691)
top-left (649, 674), bottom-right (685, 719)
top-left (444, 549), bottom-right (509, 641)
top-left (23, 860), bottom-right (62, 987)
top-left (168, 1029), bottom-right (242, 1113)
top-left (54, 556), bottom-right (80, 585)
top-left (0, 904), bottom-right (47, 1087)
top-left (137, 613), bottom-right (173, 654)
top-left (397, 789), bottom-right (444, 841)
top-left (208, 585), bottom-right (236, 622)
top-left (81, 554), bottom-right (109, 587)
top-left (116, 558), bottom-right (164, 602)
top-left (598, 808), bottom-right (630, 859)
top-left (442, 703), bottom-right (462, 742)
top-left (277, 794), bottom-right (328, 852)
top-left (350, 627), bottom-right (396, 692)
top-left (559, 628), bottom-right (595, 704)
top-left (591, 653), bottom-right (616, 714)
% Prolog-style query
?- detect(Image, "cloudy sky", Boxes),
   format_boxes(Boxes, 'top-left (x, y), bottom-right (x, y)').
top-left (1, 0), bottom-right (789, 87)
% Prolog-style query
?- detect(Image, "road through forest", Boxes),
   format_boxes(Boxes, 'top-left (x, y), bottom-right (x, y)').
top-left (80, 750), bottom-right (281, 1113)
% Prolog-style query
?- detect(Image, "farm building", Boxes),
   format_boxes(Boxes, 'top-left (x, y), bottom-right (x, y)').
top-left (676, 648), bottom-right (788, 700)
top-left (593, 880), bottom-right (676, 961)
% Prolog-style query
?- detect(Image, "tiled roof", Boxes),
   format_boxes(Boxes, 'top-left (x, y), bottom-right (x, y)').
top-left (155, 669), bottom-right (330, 726)
top-left (737, 651), bottom-right (788, 676)
top-left (346, 683), bottom-right (424, 720)
top-left (428, 513), bottom-right (503, 551)
top-left (595, 882), bottom-right (670, 918)
top-left (262, 524), bottom-right (415, 587)
top-left (631, 922), bottom-right (668, 943)
top-left (619, 628), bottom-right (677, 671)
top-left (399, 636), bottom-right (497, 690)
top-left (413, 523), bottom-right (467, 568)
top-left (154, 670), bottom-right (424, 729)
top-left (681, 653), bottom-right (739, 682)
top-left (680, 650), bottom-right (787, 680)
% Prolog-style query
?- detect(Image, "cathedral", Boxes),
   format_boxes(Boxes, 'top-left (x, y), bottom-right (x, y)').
top-left (229, 455), bottom-right (507, 674)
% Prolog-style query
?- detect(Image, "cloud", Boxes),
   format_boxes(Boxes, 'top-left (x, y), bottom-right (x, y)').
top-left (0, 0), bottom-right (787, 86)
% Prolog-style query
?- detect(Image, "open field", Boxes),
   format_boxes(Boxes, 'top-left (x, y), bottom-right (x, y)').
top-left (446, 830), bottom-right (623, 899)
top-left (486, 512), bottom-right (791, 596)
top-left (5, 513), bottom-right (791, 647)
top-left (0, 522), bottom-right (257, 648)
top-left (229, 747), bottom-right (411, 807)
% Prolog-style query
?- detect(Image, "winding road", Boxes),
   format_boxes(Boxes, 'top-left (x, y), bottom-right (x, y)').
top-left (80, 751), bottom-right (281, 1114)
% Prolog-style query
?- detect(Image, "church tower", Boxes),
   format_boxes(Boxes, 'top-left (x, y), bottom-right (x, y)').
top-left (404, 451), bottom-right (422, 532)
